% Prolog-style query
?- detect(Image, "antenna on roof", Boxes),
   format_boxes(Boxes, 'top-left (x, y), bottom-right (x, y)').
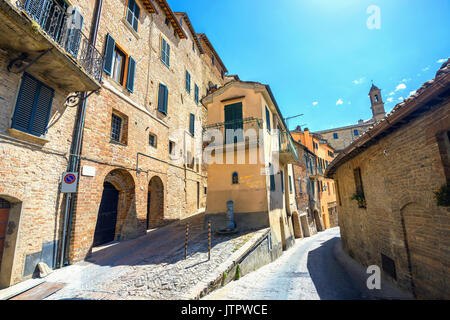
top-left (283, 114), bottom-right (304, 130)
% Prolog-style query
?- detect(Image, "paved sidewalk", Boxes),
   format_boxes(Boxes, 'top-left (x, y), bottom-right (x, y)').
top-left (40, 213), bottom-right (260, 300)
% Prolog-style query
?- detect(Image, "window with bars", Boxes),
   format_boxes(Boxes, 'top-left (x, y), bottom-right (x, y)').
top-left (11, 73), bottom-right (54, 137)
top-left (149, 133), bottom-right (157, 147)
top-left (111, 113), bottom-right (123, 142)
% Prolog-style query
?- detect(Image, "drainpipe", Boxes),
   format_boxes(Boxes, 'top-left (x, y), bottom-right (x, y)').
top-left (59, 0), bottom-right (103, 267)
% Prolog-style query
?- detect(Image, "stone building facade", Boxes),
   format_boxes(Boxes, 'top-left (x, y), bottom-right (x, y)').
top-left (202, 80), bottom-right (298, 257)
top-left (325, 60), bottom-right (450, 299)
top-left (0, 0), bottom-right (230, 287)
top-left (291, 127), bottom-right (338, 230)
top-left (314, 84), bottom-right (386, 152)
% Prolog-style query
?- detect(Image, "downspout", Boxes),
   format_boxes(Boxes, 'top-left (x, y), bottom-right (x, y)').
top-left (59, 0), bottom-right (103, 267)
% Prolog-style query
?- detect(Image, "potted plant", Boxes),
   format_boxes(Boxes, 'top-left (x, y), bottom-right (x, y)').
top-left (350, 191), bottom-right (366, 208)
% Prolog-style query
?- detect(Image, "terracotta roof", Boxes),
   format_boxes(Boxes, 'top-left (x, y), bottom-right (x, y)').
top-left (174, 12), bottom-right (205, 53)
top-left (325, 58), bottom-right (450, 178)
top-left (153, 0), bottom-right (186, 39)
top-left (141, 0), bottom-right (157, 13)
top-left (198, 33), bottom-right (228, 73)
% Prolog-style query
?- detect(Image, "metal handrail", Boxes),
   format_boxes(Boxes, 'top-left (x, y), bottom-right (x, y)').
top-left (16, 0), bottom-right (103, 82)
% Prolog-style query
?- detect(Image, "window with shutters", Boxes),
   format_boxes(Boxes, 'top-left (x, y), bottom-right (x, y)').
top-left (11, 73), bottom-right (54, 138)
top-left (185, 70), bottom-right (191, 94)
top-left (232, 172), bottom-right (239, 184)
top-left (160, 36), bottom-right (170, 67)
top-left (103, 34), bottom-right (136, 93)
top-left (157, 83), bottom-right (169, 114)
top-left (280, 170), bottom-right (284, 193)
top-left (189, 113), bottom-right (195, 136)
top-left (194, 84), bottom-right (199, 104)
top-left (125, 0), bottom-right (140, 32)
top-left (224, 102), bottom-right (243, 143)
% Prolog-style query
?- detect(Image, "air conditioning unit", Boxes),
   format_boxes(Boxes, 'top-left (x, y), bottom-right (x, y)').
top-left (65, 6), bottom-right (84, 58)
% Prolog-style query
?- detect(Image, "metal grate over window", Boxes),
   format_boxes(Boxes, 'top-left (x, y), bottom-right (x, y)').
top-left (111, 113), bottom-right (122, 142)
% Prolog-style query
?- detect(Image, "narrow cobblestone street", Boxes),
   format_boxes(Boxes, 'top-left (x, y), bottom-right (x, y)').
top-left (43, 213), bottom-right (259, 300)
top-left (204, 227), bottom-right (362, 300)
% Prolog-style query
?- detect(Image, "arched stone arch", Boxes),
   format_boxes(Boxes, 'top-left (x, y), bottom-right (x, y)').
top-left (0, 194), bottom-right (22, 288)
top-left (93, 169), bottom-right (137, 247)
top-left (147, 175), bottom-right (164, 228)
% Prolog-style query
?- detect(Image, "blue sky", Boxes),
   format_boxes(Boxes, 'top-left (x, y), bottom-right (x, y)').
top-left (168, 0), bottom-right (450, 131)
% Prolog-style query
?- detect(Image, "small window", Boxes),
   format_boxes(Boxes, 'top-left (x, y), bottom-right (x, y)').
top-left (169, 141), bottom-right (175, 155)
top-left (298, 179), bottom-right (303, 193)
top-left (192, 41), bottom-right (195, 52)
top-left (221, 70), bottom-right (224, 79)
top-left (333, 133), bottom-right (338, 139)
top-left (375, 95), bottom-right (379, 102)
top-left (211, 54), bottom-right (215, 66)
top-left (126, 0), bottom-right (140, 32)
top-left (289, 176), bottom-right (293, 193)
top-left (149, 133), bottom-right (157, 147)
top-left (265, 106), bottom-right (271, 132)
top-left (185, 70), bottom-right (191, 94)
top-left (353, 167), bottom-right (366, 208)
top-left (280, 170), bottom-right (284, 193)
top-left (204, 186), bottom-right (207, 194)
top-left (111, 113), bottom-right (123, 142)
top-left (354, 129), bottom-right (359, 136)
top-left (11, 73), bottom-right (54, 137)
top-left (160, 36), bottom-right (170, 67)
top-left (165, 17), bottom-right (170, 26)
top-left (232, 172), bottom-right (239, 184)
top-left (269, 163), bottom-right (276, 191)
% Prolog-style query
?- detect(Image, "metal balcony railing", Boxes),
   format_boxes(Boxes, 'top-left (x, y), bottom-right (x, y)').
top-left (16, 0), bottom-right (103, 82)
top-left (278, 131), bottom-right (298, 162)
top-left (203, 117), bottom-right (262, 147)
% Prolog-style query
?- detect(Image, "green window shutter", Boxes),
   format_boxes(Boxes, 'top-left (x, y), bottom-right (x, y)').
top-left (163, 85), bottom-right (168, 113)
top-left (185, 70), bottom-right (190, 93)
top-left (265, 106), bottom-right (271, 131)
top-left (195, 84), bottom-right (199, 103)
top-left (189, 113), bottom-right (195, 135)
top-left (281, 171), bottom-right (284, 193)
top-left (289, 176), bottom-right (292, 193)
top-left (126, 56), bottom-right (136, 93)
top-left (158, 83), bottom-right (166, 113)
top-left (12, 73), bottom-right (54, 137)
top-left (103, 34), bottom-right (115, 75)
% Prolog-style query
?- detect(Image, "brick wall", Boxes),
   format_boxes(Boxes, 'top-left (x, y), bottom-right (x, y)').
top-left (333, 100), bottom-right (450, 299)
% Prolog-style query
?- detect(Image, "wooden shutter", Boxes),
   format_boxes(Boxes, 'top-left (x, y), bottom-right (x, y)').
top-left (12, 73), bottom-right (38, 133)
top-left (195, 84), bottom-right (199, 103)
top-left (31, 84), bottom-right (53, 136)
top-left (12, 73), bottom-right (53, 137)
top-left (103, 34), bottom-right (115, 75)
top-left (157, 83), bottom-right (165, 113)
top-left (126, 56), bottom-right (136, 93)
top-left (189, 113), bottom-right (195, 136)
top-left (163, 85), bottom-right (168, 113)
top-left (265, 107), bottom-right (271, 131)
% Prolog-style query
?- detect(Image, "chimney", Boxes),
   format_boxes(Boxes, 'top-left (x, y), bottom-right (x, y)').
top-left (295, 125), bottom-right (302, 132)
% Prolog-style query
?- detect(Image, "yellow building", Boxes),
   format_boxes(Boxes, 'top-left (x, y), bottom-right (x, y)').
top-left (291, 128), bottom-right (338, 229)
top-left (202, 80), bottom-right (298, 255)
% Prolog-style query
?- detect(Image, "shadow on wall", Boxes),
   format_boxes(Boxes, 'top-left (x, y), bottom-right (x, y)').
top-left (306, 236), bottom-right (362, 300)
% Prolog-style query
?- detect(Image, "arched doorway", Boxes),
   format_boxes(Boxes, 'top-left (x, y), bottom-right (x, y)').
top-left (93, 182), bottom-right (119, 247)
top-left (147, 176), bottom-right (164, 229)
top-left (0, 198), bottom-right (11, 270)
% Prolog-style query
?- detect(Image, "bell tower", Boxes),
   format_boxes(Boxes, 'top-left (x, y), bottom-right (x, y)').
top-left (369, 83), bottom-right (386, 122)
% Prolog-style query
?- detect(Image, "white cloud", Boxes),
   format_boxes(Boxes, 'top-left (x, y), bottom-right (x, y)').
top-left (353, 77), bottom-right (365, 85)
top-left (386, 97), bottom-right (393, 103)
top-left (347, 101), bottom-right (352, 105)
top-left (437, 58), bottom-right (447, 63)
top-left (336, 99), bottom-right (343, 105)
top-left (395, 83), bottom-right (406, 91)
top-left (409, 90), bottom-right (416, 96)
top-left (422, 66), bottom-right (430, 72)
top-left (312, 101), bottom-right (318, 106)
top-left (398, 97), bottom-right (404, 101)
top-left (389, 91), bottom-right (395, 96)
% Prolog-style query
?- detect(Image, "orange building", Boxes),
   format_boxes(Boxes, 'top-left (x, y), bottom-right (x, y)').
top-left (291, 127), bottom-right (338, 229)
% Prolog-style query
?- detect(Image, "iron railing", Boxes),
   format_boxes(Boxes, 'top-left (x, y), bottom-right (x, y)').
top-left (279, 131), bottom-right (299, 162)
top-left (16, 0), bottom-right (103, 82)
top-left (203, 117), bottom-right (263, 147)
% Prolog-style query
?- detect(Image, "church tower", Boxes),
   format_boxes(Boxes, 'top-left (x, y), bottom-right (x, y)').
top-left (369, 83), bottom-right (386, 122)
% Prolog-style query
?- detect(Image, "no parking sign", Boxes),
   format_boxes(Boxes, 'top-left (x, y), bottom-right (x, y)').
top-left (61, 172), bottom-right (78, 193)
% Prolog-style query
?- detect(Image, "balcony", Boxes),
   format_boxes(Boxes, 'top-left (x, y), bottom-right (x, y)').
top-left (202, 117), bottom-right (262, 149)
top-left (0, 0), bottom-right (103, 92)
top-left (278, 131), bottom-right (298, 163)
